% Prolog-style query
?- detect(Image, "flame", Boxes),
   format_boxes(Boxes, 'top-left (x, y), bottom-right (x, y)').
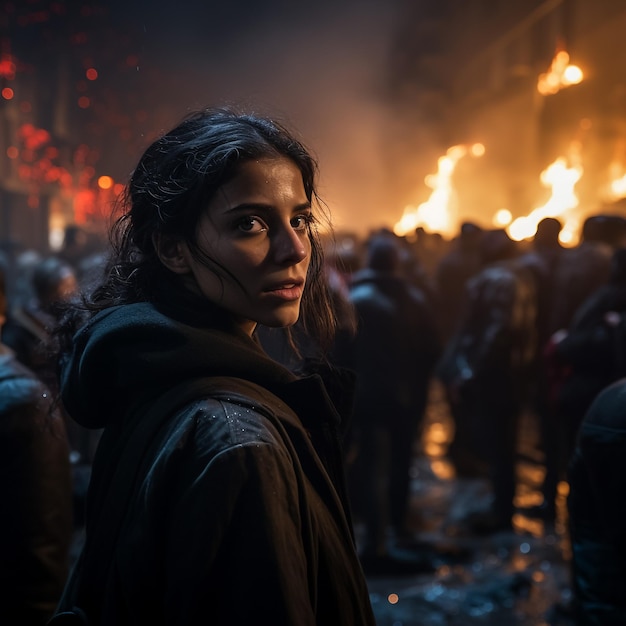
top-left (603, 160), bottom-right (626, 202)
top-left (610, 173), bottom-right (626, 199)
top-left (394, 143), bottom-right (484, 237)
top-left (537, 50), bottom-right (583, 95)
top-left (493, 208), bottom-right (512, 227)
top-left (507, 156), bottom-right (583, 244)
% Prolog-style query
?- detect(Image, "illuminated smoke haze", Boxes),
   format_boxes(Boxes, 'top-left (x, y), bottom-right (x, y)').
top-left (110, 0), bottom-right (404, 235)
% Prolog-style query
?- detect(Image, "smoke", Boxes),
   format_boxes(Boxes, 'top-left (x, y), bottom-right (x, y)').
top-left (113, 0), bottom-right (403, 235)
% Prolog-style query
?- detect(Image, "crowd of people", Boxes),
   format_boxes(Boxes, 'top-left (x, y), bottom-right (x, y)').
top-left (1, 106), bottom-right (626, 624)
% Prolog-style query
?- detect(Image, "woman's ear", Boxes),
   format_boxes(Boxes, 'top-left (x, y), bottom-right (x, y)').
top-left (153, 233), bottom-right (191, 275)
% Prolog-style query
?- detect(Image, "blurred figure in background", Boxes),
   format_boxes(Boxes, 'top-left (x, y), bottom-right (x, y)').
top-left (517, 218), bottom-right (566, 523)
top-left (2, 256), bottom-right (78, 380)
top-left (57, 224), bottom-right (89, 271)
top-left (437, 230), bottom-right (537, 532)
top-left (346, 233), bottom-right (441, 573)
top-left (549, 215), bottom-right (617, 334)
top-left (435, 222), bottom-right (484, 344)
top-left (2, 255), bottom-right (96, 529)
top-left (0, 255), bottom-right (73, 625)
top-left (539, 246), bottom-right (626, 521)
top-left (567, 376), bottom-right (626, 625)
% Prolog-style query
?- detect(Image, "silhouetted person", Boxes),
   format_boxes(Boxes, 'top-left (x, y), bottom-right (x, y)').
top-left (437, 230), bottom-right (537, 532)
top-left (518, 218), bottom-right (566, 522)
top-left (347, 234), bottom-right (441, 572)
top-left (435, 221), bottom-right (484, 343)
top-left (568, 376), bottom-right (626, 624)
top-left (0, 257), bottom-right (73, 625)
top-left (540, 246), bottom-right (626, 520)
top-left (550, 215), bottom-right (615, 334)
top-left (3, 256), bottom-right (78, 380)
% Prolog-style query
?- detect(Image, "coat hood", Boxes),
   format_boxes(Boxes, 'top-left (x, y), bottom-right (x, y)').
top-left (60, 293), bottom-right (297, 429)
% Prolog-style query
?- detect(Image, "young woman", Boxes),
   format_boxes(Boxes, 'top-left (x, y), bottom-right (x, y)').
top-left (51, 108), bottom-right (375, 625)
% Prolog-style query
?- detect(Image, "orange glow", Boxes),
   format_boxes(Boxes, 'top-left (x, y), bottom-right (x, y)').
top-left (394, 143), bottom-right (484, 237)
top-left (431, 459), bottom-right (455, 480)
top-left (2, 87), bottom-right (14, 100)
top-left (507, 154), bottom-right (583, 244)
top-left (6, 146), bottom-right (18, 159)
top-left (387, 594), bottom-right (399, 605)
top-left (98, 175), bottom-right (114, 190)
top-left (609, 173), bottom-right (626, 199)
top-left (604, 159), bottom-right (626, 202)
top-left (537, 50), bottom-right (583, 95)
top-left (470, 143), bottom-right (485, 157)
top-left (78, 96), bottom-right (90, 109)
top-left (113, 183), bottom-right (125, 195)
top-left (86, 67), bottom-right (98, 80)
top-left (493, 209), bottom-right (512, 227)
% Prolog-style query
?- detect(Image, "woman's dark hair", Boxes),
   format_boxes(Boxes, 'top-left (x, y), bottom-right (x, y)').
top-left (61, 107), bottom-right (336, 352)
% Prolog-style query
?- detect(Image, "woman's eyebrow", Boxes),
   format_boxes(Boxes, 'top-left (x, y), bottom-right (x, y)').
top-left (224, 201), bottom-right (311, 214)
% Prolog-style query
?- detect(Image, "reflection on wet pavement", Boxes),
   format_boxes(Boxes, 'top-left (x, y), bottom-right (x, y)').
top-left (362, 382), bottom-right (575, 625)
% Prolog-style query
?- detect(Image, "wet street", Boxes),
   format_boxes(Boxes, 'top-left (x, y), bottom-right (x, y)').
top-left (362, 382), bottom-right (575, 626)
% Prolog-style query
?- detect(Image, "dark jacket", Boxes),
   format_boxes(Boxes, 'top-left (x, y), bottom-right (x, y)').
top-left (568, 378), bottom-right (626, 625)
top-left (0, 347), bottom-right (73, 625)
top-left (57, 292), bottom-right (375, 626)
top-left (348, 268), bottom-right (440, 424)
top-left (437, 260), bottom-right (537, 394)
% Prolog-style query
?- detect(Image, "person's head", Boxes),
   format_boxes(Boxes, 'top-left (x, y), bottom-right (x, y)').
top-left (534, 217), bottom-right (562, 250)
top-left (365, 235), bottom-right (400, 272)
top-left (32, 257), bottom-right (78, 309)
top-left (95, 107), bottom-right (335, 347)
top-left (480, 228), bottom-right (517, 266)
top-left (459, 221), bottom-right (483, 250)
top-left (581, 215), bottom-right (609, 244)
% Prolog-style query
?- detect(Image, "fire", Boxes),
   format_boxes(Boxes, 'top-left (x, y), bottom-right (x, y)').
top-left (610, 174), bottom-right (626, 199)
top-left (507, 156), bottom-right (583, 244)
top-left (493, 209), bottom-right (512, 227)
top-left (537, 50), bottom-right (583, 96)
top-left (603, 160), bottom-right (626, 202)
top-left (394, 143), bottom-right (484, 237)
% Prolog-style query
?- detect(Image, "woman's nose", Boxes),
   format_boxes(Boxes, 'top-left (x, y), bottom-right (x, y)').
top-left (273, 225), bottom-right (308, 265)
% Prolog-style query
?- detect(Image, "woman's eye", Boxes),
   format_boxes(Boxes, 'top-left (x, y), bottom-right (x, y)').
top-left (237, 217), bottom-right (265, 233)
top-left (292, 214), bottom-right (312, 231)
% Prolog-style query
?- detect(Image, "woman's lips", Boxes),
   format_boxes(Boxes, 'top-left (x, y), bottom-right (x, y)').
top-left (263, 281), bottom-right (304, 301)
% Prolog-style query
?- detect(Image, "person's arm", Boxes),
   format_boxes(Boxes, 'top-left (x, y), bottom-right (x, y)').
top-left (0, 378), bottom-right (73, 625)
top-left (164, 431), bottom-right (316, 625)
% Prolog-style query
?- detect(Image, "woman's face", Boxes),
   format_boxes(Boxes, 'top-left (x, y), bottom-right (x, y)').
top-left (179, 156), bottom-right (312, 335)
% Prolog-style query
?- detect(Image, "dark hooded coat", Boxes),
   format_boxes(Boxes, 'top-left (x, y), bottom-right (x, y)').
top-left (56, 289), bottom-right (375, 626)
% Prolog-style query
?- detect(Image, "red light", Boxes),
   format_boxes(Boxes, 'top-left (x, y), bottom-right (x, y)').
top-left (0, 57), bottom-right (16, 79)
top-left (78, 96), bottom-right (90, 109)
top-left (6, 146), bottom-right (18, 159)
top-left (86, 68), bottom-right (98, 80)
top-left (2, 87), bottom-right (14, 100)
